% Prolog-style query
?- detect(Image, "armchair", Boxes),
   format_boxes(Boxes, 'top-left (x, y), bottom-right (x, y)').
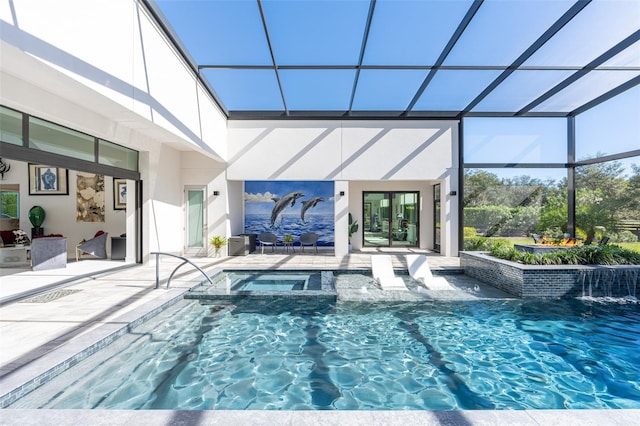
top-left (76, 231), bottom-right (108, 261)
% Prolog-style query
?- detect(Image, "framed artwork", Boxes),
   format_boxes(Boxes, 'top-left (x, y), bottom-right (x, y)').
top-left (113, 178), bottom-right (126, 210)
top-left (28, 164), bottom-right (69, 195)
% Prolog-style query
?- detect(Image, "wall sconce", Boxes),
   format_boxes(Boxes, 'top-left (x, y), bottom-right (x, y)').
top-left (449, 191), bottom-right (457, 196)
top-left (339, 191), bottom-right (345, 196)
top-left (213, 191), bottom-right (220, 196)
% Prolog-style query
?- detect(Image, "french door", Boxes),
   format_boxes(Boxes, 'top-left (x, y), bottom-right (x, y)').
top-left (363, 191), bottom-right (419, 248)
top-left (184, 186), bottom-right (207, 256)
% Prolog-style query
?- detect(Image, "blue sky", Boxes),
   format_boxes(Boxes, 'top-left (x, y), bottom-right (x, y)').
top-left (156, 0), bottom-right (640, 114)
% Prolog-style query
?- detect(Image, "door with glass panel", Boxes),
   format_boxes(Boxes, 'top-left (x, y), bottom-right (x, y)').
top-left (434, 184), bottom-right (441, 253)
top-left (363, 191), bottom-right (419, 248)
top-left (184, 186), bottom-right (207, 256)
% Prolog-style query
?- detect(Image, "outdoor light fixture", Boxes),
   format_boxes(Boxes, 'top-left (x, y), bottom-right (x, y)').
top-left (213, 191), bottom-right (220, 196)
top-left (339, 191), bottom-right (345, 196)
top-left (450, 191), bottom-right (457, 196)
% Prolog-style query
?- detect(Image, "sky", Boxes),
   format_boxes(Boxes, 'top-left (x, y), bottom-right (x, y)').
top-left (154, 0), bottom-right (639, 180)
top-left (155, 0), bottom-right (640, 115)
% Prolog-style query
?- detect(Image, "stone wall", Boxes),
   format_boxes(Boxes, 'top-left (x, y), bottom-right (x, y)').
top-left (461, 251), bottom-right (640, 298)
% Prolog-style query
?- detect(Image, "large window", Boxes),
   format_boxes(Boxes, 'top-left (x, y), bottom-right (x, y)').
top-left (575, 157), bottom-right (640, 244)
top-left (0, 106), bottom-right (23, 145)
top-left (463, 168), bottom-right (567, 249)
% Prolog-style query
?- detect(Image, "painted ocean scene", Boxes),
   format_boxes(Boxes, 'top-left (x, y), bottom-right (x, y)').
top-left (244, 181), bottom-right (335, 246)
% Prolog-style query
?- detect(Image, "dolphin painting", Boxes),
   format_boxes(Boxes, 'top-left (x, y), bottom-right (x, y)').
top-left (270, 191), bottom-right (305, 227)
top-left (300, 197), bottom-right (324, 223)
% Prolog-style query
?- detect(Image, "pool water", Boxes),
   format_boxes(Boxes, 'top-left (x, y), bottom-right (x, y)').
top-left (11, 298), bottom-right (640, 410)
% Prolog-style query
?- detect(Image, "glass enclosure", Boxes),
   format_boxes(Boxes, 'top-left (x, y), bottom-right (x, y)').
top-left (363, 191), bottom-right (419, 248)
top-left (463, 168), bottom-right (568, 250)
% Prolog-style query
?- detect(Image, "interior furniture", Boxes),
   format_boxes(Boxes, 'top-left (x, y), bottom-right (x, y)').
top-left (228, 236), bottom-right (250, 256)
top-left (31, 237), bottom-right (67, 271)
top-left (0, 245), bottom-right (29, 265)
top-left (299, 232), bottom-right (319, 253)
top-left (76, 231), bottom-right (108, 261)
top-left (111, 236), bottom-right (126, 260)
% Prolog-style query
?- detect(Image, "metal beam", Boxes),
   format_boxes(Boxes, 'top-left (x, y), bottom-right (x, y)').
top-left (348, 0), bottom-right (377, 114)
top-left (0, 143), bottom-right (140, 180)
top-left (461, 0), bottom-right (591, 116)
top-left (518, 29), bottom-right (640, 115)
top-left (402, 0), bottom-right (484, 117)
top-left (571, 75), bottom-right (640, 116)
top-left (257, 0), bottom-right (288, 115)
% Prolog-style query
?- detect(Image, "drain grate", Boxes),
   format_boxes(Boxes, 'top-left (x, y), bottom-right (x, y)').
top-left (19, 289), bottom-right (82, 303)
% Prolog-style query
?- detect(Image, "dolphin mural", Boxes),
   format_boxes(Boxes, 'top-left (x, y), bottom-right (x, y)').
top-left (270, 191), bottom-right (305, 227)
top-left (300, 197), bottom-right (324, 223)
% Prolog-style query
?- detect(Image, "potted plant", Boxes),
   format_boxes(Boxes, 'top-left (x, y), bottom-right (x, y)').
top-left (283, 234), bottom-right (294, 244)
top-left (348, 213), bottom-right (359, 250)
top-left (210, 235), bottom-right (227, 257)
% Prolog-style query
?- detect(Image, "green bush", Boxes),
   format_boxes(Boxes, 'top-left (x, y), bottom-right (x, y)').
top-left (464, 237), bottom-right (509, 251)
top-left (488, 244), bottom-right (640, 265)
top-left (463, 227), bottom-right (477, 239)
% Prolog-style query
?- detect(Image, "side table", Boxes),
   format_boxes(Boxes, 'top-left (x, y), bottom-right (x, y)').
top-left (111, 236), bottom-right (126, 260)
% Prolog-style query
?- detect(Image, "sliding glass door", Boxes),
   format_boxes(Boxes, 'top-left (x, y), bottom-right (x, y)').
top-left (363, 191), bottom-right (419, 248)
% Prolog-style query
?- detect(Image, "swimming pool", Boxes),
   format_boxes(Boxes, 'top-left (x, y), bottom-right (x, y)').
top-left (10, 296), bottom-right (640, 410)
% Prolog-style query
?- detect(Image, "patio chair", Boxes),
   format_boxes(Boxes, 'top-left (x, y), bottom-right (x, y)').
top-left (299, 232), bottom-right (319, 253)
top-left (257, 232), bottom-right (277, 254)
top-left (76, 231), bottom-right (108, 261)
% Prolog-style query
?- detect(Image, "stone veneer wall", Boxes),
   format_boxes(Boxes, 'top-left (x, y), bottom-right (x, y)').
top-left (460, 251), bottom-right (640, 298)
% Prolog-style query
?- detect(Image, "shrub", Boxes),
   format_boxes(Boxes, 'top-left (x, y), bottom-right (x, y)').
top-left (488, 244), bottom-right (640, 265)
top-left (464, 237), bottom-right (509, 251)
top-left (463, 227), bottom-right (477, 239)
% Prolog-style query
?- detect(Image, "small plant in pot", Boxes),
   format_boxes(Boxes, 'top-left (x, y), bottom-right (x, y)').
top-left (283, 234), bottom-right (294, 244)
top-left (210, 236), bottom-right (227, 257)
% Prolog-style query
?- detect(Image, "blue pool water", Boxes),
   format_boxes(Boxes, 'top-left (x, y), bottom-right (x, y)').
top-left (10, 297), bottom-right (640, 410)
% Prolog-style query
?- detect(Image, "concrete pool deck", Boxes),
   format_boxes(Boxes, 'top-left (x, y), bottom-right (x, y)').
top-left (1, 250), bottom-right (638, 425)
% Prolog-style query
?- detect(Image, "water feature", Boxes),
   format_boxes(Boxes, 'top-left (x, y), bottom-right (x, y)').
top-left (577, 268), bottom-right (639, 298)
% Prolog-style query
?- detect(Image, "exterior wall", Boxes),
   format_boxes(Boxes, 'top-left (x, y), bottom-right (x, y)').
top-left (461, 251), bottom-right (640, 298)
top-left (0, 0), bottom-right (227, 158)
top-left (1, 1), bottom-right (462, 259)
top-left (1, 0), bottom-right (228, 261)
top-left (227, 120), bottom-right (460, 256)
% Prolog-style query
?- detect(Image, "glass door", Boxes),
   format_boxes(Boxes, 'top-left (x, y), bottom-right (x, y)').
top-left (434, 184), bottom-right (441, 253)
top-left (185, 186), bottom-right (207, 256)
top-left (363, 191), bottom-right (419, 248)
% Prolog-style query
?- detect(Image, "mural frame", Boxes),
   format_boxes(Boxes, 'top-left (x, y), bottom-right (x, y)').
top-left (28, 163), bottom-right (69, 195)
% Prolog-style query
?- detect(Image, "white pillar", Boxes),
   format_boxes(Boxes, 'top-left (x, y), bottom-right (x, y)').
top-left (334, 180), bottom-right (349, 257)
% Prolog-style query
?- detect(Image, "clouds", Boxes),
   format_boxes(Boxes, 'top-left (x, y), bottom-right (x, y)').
top-left (244, 191), bottom-right (277, 202)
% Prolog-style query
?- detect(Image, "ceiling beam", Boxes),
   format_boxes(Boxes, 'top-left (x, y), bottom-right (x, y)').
top-left (460, 0), bottom-right (591, 117)
top-left (257, 0), bottom-right (288, 115)
top-left (347, 0), bottom-right (377, 115)
top-left (402, 0), bottom-right (484, 118)
top-left (518, 28), bottom-right (640, 115)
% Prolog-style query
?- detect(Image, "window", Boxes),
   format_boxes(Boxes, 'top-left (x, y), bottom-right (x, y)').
top-left (0, 184), bottom-right (20, 219)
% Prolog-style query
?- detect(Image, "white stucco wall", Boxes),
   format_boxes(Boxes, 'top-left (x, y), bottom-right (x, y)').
top-left (0, 0), bottom-right (226, 158)
top-left (227, 120), bottom-right (460, 256)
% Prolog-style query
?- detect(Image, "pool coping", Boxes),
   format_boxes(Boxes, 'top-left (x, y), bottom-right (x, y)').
top-left (2, 408), bottom-right (640, 425)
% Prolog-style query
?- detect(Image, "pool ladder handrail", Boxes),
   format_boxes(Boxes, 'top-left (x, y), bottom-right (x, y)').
top-left (151, 251), bottom-right (214, 289)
